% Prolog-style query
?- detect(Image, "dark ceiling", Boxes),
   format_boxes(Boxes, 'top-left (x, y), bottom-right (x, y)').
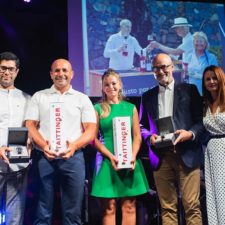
top-left (0, 0), bottom-right (68, 95)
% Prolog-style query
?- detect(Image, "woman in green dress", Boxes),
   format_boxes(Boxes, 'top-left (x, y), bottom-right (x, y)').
top-left (91, 69), bottom-right (149, 225)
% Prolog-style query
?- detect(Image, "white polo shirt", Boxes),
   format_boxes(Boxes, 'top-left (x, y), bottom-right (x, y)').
top-left (0, 88), bottom-right (30, 173)
top-left (25, 85), bottom-right (96, 149)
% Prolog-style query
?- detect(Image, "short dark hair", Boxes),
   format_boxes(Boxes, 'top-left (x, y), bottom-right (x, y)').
top-left (0, 52), bottom-right (20, 68)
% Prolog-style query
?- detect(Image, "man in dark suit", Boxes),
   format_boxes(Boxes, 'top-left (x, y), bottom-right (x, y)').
top-left (139, 53), bottom-right (203, 225)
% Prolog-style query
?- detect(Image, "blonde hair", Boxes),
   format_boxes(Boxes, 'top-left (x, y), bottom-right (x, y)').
top-left (193, 31), bottom-right (209, 49)
top-left (100, 69), bottom-right (124, 118)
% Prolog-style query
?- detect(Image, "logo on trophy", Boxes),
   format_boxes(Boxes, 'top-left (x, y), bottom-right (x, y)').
top-left (50, 102), bottom-right (67, 155)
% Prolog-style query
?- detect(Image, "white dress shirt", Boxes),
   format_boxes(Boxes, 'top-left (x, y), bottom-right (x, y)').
top-left (158, 79), bottom-right (174, 119)
top-left (25, 85), bottom-right (96, 150)
top-left (0, 88), bottom-right (30, 172)
top-left (104, 31), bottom-right (143, 70)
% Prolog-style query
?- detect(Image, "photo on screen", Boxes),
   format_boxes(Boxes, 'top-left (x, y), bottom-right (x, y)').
top-left (81, 0), bottom-right (225, 96)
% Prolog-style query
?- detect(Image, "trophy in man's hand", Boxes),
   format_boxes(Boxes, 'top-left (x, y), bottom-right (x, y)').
top-left (6, 127), bottom-right (30, 163)
top-left (154, 116), bottom-right (177, 148)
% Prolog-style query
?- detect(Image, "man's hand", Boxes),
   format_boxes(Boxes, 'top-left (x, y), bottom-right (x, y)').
top-left (27, 138), bottom-right (33, 157)
top-left (149, 41), bottom-right (160, 49)
top-left (150, 134), bottom-right (158, 146)
top-left (173, 129), bottom-right (193, 145)
top-left (43, 141), bottom-right (58, 160)
top-left (146, 44), bottom-right (154, 52)
top-left (117, 44), bottom-right (127, 53)
top-left (58, 141), bottom-right (76, 160)
top-left (0, 146), bottom-right (11, 164)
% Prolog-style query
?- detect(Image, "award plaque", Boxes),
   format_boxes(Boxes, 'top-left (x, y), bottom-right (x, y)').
top-left (7, 127), bottom-right (29, 163)
top-left (154, 116), bottom-right (177, 148)
top-left (50, 102), bottom-right (67, 153)
top-left (113, 117), bottom-right (132, 169)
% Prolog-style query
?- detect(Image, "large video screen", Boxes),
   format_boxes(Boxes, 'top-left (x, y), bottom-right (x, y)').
top-left (68, 0), bottom-right (225, 96)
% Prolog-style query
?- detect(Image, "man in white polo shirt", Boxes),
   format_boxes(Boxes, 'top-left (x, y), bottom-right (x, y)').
top-left (0, 51), bottom-right (30, 225)
top-left (25, 58), bottom-right (97, 225)
top-left (150, 17), bottom-right (193, 63)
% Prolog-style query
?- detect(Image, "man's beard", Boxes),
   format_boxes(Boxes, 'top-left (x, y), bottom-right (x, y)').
top-left (158, 72), bottom-right (169, 86)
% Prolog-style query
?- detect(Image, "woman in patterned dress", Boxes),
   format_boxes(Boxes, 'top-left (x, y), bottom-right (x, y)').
top-left (202, 65), bottom-right (225, 225)
top-left (91, 69), bottom-right (149, 225)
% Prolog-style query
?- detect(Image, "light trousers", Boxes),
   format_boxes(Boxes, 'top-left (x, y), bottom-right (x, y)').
top-left (154, 151), bottom-right (202, 225)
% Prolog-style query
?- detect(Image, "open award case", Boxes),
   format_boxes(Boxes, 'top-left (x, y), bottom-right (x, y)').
top-left (154, 116), bottom-right (177, 148)
top-left (7, 127), bottom-right (30, 163)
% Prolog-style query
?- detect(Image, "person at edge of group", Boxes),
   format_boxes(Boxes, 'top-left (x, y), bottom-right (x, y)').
top-left (91, 68), bottom-right (149, 225)
top-left (0, 51), bottom-right (31, 225)
top-left (139, 53), bottom-right (204, 225)
top-left (186, 31), bottom-right (218, 95)
top-left (202, 65), bottom-right (225, 225)
top-left (149, 17), bottom-right (193, 63)
top-left (25, 58), bottom-right (97, 225)
top-left (103, 19), bottom-right (150, 70)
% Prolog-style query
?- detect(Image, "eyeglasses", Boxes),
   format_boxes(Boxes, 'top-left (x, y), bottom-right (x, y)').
top-left (0, 65), bottom-right (17, 73)
top-left (152, 64), bottom-right (171, 73)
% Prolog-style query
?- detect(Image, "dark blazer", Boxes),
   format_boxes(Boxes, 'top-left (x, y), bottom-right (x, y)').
top-left (139, 82), bottom-right (204, 170)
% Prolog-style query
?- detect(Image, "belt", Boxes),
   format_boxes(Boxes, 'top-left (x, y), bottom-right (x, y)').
top-left (209, 134), bottom-right (225, 139)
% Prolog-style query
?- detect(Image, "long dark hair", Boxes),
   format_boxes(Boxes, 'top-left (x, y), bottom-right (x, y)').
top-left (202, 65), bottom-right (225, 116)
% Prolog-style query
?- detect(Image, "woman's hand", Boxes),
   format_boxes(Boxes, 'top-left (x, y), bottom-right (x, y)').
top-left (109, 154), bottom-right (118, 171)
top-left (130, 154), bottom-right (137, 170)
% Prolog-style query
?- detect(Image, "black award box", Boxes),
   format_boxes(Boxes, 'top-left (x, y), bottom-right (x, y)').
top-left (7, 127), bottom-right (30, 163)
top-left (154, 116), bottom-right (177, 148)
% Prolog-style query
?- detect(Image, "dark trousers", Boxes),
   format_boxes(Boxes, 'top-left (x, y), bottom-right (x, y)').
top-left (0, 169), bottom-right (28, 225)
top-left (34, 150), bottom-right (85, 225)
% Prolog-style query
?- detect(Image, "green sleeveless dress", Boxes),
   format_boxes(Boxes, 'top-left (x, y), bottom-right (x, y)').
top-left (91, 101), bottom-right (149, 198)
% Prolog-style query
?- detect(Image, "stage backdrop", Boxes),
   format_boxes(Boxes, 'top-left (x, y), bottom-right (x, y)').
top-left (68, 0), bottom-right (225, 96)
